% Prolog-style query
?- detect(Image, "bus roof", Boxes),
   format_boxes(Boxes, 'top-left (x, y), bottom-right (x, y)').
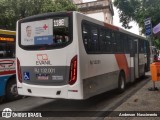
top-left (0, 29), bottom-right (16, 35)
top-left (75, 11), bottom-right (147, 40)
top-left (18, 11), bottom-right (146, 40)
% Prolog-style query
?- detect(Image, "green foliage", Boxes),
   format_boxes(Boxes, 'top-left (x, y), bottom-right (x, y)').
top-left (114, 0), bottom-right (160, 48)
top-left (154, 39), bottom-right (160, 49)
top-left (114, 0), bottom-right (140, 29)
top-left (0, 0), bottom-right (77, 30)
top-left (114, 0), bottom-right (160, 31)
top-left (54, 0), bottom-right (77, 12)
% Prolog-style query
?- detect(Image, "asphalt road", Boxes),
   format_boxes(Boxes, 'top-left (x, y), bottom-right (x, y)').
top-left (0, 75), bottom-right (150, 120)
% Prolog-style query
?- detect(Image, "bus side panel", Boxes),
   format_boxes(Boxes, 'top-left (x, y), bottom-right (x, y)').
top-left (125, 54), bottom-right (132, 82)
top-left (0, 76), bottom-right (10, 96)
top-left (83, 71), bottom-right (119, 99)
top-left (0, 77), bottom-right (6, 96)
top-left (78, 15), bottom-right (120, 99)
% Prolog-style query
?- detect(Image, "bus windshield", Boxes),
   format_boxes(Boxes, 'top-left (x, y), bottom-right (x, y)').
top-left (19, 15), bottom-right (71, 50)
top-left (0, 34), bottom-right (15, 58)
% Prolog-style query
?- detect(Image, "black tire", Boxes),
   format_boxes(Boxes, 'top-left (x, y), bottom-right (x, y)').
top-left (117, 72), bottom-right (126, 93)
top-left (6, 78), bottom-right (21, 101)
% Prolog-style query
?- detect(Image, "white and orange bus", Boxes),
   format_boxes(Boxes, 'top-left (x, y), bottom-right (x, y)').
top-left (16, 11), bottom-right (150, 99)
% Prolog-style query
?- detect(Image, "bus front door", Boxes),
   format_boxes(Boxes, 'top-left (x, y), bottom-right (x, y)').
top-left (134, 40), bottom-right (139, 79)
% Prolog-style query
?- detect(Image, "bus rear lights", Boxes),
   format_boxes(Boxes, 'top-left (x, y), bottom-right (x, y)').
top-left (69, 55), bottom-right (77, 85)
top-left (17, 58), bottom-right (22, 83)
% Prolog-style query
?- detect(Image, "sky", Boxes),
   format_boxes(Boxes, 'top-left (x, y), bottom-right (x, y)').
top-left (82, 0), bottom-right (140, 35)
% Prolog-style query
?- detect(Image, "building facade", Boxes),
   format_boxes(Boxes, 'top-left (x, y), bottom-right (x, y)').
top-left (76, 0), bottom-right (114, 24)
top-left (71, 0), bottom-right (82, 4)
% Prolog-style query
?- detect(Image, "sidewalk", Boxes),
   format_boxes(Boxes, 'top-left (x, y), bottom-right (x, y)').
top-left (104, 72), bottom-right (160, 120)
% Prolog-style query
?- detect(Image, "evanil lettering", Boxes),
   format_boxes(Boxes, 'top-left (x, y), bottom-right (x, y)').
top-left (36, 60), bottom-right (52, 65)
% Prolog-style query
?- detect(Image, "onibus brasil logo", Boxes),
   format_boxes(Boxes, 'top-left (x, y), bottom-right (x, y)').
top-left (2, 108), bottom-right (12, 118)
top-left (2, 108), bottom-right (42, 118)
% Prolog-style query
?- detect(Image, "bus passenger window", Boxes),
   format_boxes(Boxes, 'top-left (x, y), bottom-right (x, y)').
top-left (90, 26), bottom-right (99, 52)
top-left (0, 42), bottom-right (15, 58)
top-left (65, 36), bottom-right (69, 42)
top-left (111, 31), bottom-right (117, 53)
top-left (105, 29), bottom-right (112, 53)
top-left (0, 43), bottom-right (8, 58)
top-left (99, 29), bottom-right (106, 52)
top-left (82, 23), bottom-right (91, 52)
top-left (56, 35), bottom-right (63, 44)
top-left (124, 35), bottom-right (129, 53)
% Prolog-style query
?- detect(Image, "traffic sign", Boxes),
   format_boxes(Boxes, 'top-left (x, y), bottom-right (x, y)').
top-left (144, 18), bottom-right (152, 36)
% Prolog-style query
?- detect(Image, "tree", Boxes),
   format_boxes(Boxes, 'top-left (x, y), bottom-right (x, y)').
top-left (0, 0), bottom-right (77, 30)
top-left (114, 0), bottom-right (160, 48)
top-left (54, 0), bottom-right (78, 12)
top-left (114, 0), bottom-right (160, 32)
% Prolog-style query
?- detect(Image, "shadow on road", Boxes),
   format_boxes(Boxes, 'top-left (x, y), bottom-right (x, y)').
top-left (28, 75), bottom-right (150, 112)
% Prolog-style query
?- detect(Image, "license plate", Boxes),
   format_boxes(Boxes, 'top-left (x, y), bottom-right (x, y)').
top-left (36, 74), bottom-right (49, 80)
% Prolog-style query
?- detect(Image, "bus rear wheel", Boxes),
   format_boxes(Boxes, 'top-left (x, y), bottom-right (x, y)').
top-left (6, 78), bottom-right (20, 101)
top-left (117, 72), bottom-right (126, 93)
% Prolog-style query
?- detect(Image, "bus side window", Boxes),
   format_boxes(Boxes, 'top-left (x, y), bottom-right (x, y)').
top-left (0, 43), bottom-right (6, 58)
top-left (141, 40), bottom-right (145, 53)
top-left (111, 31), bottom-right (117, 53)
top-left (0, 42), bottom-right (15, 58)
top-left (105, 29), bottom-right (112, 53)
top-left (99, 29), bottom-right (106, 52)
top-left (117, 33), bottom-right (124, 53)
top-left (124, 35), bottom-right (129, 53)
top-left (144, 41), bottom-right (147, 53)
top-left (82, 23), bottom-right (91, 52)
top-left (6, 43), bottom-right (15, 58)
top-left (90, 26), bottom-right (99, 52)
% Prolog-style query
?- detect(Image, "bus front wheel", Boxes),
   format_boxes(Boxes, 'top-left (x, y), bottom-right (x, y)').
top-left (6, 78), bottom-right (20, 101)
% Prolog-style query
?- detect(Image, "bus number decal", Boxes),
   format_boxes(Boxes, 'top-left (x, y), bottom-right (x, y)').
top-left (54, 19), bottom-right (65, 27)
top-left (34, 68), bottom-right (55, 74)
top-left (90, 60), bottom-right (101, 65)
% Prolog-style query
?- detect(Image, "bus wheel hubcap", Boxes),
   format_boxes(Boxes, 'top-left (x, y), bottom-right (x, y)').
top-left (121, 77), bottom-right (124, 89)
top-left (10, 84), bottom-right (18, 96)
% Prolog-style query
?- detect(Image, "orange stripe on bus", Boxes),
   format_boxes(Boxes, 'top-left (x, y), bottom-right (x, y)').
top-left (115, 54), bottom-right (129, 79)
top-left (104, 23), bottom-right (119, 31)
